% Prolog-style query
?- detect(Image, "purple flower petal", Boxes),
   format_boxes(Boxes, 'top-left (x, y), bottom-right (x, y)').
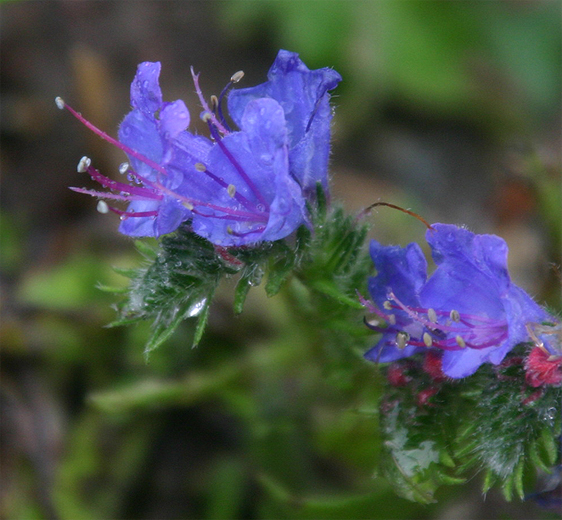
top-left (130, 62), bottom-right (163, 115)
top-left (441, 347), bottom-right (489, 378)
top-left (192, 98), bottom-right (305, 246)
top-left (369, 240), bottom-right (427, 307)
top-left (160, 100), bottom-right (190, 139)
top-left (118, 110), bottom-right (164, 178)
top-left (364, 223), bottom-right (556, 378)
top-left (228, 50), bottom-right (341, 192)
top-left (71, 53), bottom-right (334, 243)
top-left (118, 197), bottom-right (189, 237)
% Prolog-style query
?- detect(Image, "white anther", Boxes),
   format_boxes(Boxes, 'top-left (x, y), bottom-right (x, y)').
top-left (450, 309), bottom-right (460, 322)
top-left (455, 335), bottom-right (466, 348)
top-left (428, 308), bottom-right (437, 323)
top-left (202, 112), bottom-right (212, 122)
top-left (96, 200), bottom-right (109, 214)
top-left (119, 162), bottom-right (129, 175)
top-left (182, 201), bottom-right (194, 211)
top-left (231, 70), bottom-right (245, 83)
top-left (55, 96), bottom-right (65, 109)
top-left (227, 184), bottom-right (236, 198)
top-left (388, 314), bottom-right (396, 325)
top-left (77, 156), bottom-right (91, 173)
top-left (396, 331), bottom-right (410, 350)
top-left (383, 301), bottom-right (393, 310)
top-left (210, 95), bottom-right (219, 110)
top-left (423, 332), bottom-right (433, 347)
top-left (195, 162), bottom-right (207, 172)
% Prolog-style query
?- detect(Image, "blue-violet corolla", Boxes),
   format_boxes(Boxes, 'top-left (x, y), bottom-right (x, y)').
top-left (363, 223), bottom-right (557, 378)
top-left (58, 51), bottom-right (340, 245)
top-left (228, 49), bottom-right (342, 196)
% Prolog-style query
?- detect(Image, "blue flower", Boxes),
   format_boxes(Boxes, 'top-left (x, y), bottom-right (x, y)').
top-left (363, 223), bottom-right (553, 378)
top-left (63, 54), bottom-right (341, 245)
top-left (228, 50), bottom-right (342, 196)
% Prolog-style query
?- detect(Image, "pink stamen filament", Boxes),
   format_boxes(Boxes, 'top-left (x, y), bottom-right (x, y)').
top-left (190, 67), bottom-right (230, 136)
top-left (229, 226), bottom-right (266, 238)
top-left (110, 207), bottom-right (158, 219)
top-left (62, 102), bottom-right (168, 177)
top-left (216, 80), bottom-right (234, 131)
top-left (201, 165), bottom-right (260, 212)
top-left (387, 291), bottom-right (507, 337)
top-left (69, 187), bottom-right (159, 202)
top-left (65, 87), bottom-right (272, 230)
top-left (407, 332), bottom-right (507, 351)
top-left (171, 139), bottom-right (259, 213)
top-left (153, 179), bottom-right (269, 222)
top-left (206, 121), bottom-right (270, 210)
top-left (84, 166), bottom-right (161, 199)
top-left (191, 211), bottom-right (265, 223)
top-left (79, 161), bottom-right (269, 224)
top-left (401, 304), bottom-right (501, 325)
top-left (357, 291), bottom-right (387, 319)
top-left (381, 328), bottom-right (507, 351)
top-left (75, 163), bottom-right (268, 224)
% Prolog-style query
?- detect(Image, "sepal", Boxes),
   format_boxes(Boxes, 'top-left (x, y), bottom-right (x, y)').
top-left (377, 345), bottom-right (562, 503)
top-left (111, 225), bottom-right (238, 353)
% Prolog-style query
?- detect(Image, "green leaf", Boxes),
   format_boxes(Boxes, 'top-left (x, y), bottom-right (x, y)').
top-left (193, 301), bottom-right (211, 347)
top-left (374, 347), bottom-right (562, 503)
top-left (528, 441), bottom-right (551, 473)
top-left (482, 469), bottom-right (497, 494)
top-left (144, 310), bottom-right (189, 357)
top-left (501, 472), bottom-right (515, 502)
top-left (115, 227), bottom-right (229, 354)
top-left (233, 278), bottom-right (252, 315)
top-left (513, 459), bottom-right (525, 500)
top-left (378, 404), bottom-right (456, 504)
top-left (540, 425), bottom-right (559, 466)
top-left (265, 246), bottom-right (295, 298)
top-left (112, 266), bottom-right (138, 279)
top-left (313, 181), bottom-right (328, 225)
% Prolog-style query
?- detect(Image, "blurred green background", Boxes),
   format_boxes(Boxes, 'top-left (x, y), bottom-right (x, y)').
top-left (1, 1), bottom-right (561, 518)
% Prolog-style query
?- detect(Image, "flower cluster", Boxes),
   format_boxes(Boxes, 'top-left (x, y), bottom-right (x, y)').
top-left (363, 223), bottom-right (560, 380)
top-left (58, 50), bottom-right (341, 246)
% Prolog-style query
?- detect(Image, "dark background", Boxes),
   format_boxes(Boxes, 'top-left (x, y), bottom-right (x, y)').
top-left (1, 1), bottom-right (561, 518)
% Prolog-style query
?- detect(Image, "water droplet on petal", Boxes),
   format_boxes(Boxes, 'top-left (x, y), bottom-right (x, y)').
top-left (187, 298), bottom-right (207, 317)
top-left (260, 153), bottom-right (273, 165)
